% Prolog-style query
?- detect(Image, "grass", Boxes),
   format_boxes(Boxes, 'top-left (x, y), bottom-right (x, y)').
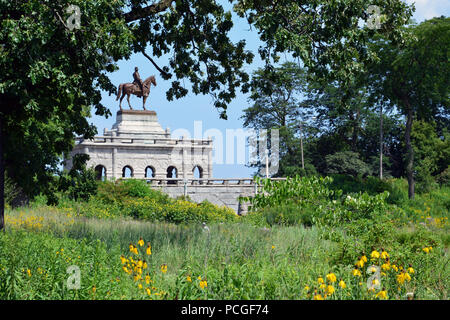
top-left (1, 207), bottom-right (338, 299)
top-left (1, 177), bottom-right (449, 300)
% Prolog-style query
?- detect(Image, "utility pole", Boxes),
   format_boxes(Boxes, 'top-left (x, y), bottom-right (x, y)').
top-left (379, 104), bottom-right (383, 179)
top-left (265, 149), bottom-right (269, 178)
top-left (299, 122), bottom-right (304, 170)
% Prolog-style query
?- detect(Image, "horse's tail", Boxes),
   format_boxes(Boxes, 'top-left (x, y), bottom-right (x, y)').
top-left (116, 84), bottom-right (123, 101)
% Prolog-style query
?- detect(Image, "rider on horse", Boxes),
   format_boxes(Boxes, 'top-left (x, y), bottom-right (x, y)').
top-left (133, 67), bottom-right (144, 97)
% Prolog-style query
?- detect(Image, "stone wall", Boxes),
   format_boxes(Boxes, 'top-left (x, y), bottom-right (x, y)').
top-left (138, 178), bottom-right (286, 215)
top-left (151, 183), bottom-right (256, 214)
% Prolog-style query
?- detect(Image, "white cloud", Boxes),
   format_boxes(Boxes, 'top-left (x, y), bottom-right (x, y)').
top-left (404, 0), bottom-right (450, 21)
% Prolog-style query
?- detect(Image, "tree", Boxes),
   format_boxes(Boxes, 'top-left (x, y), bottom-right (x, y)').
top-left (241, 62), bottom-right (311, 176)
top-left (325, 151), bottom-right (372, 178)
top-left (235, 0), bottom-right (413, 88)
top-left (369, 17), bottom-right (450, 199)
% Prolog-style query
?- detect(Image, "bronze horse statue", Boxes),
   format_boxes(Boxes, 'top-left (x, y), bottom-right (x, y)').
top-left (116, 75), bottom-right (157, 110)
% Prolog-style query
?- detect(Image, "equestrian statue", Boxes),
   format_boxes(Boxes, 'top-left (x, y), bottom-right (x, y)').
top-left (116, 67), bottom-right (157, 110)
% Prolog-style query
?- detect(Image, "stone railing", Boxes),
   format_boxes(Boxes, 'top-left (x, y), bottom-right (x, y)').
top-left (121, 177), bottom-right (287, 186)
top-left (75, 136), bottom-right (212, 146)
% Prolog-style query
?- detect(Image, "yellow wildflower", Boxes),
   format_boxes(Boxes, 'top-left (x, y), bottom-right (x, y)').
top-left (407, 266), bottom-right (414, 274)
top-left (319, 283), bottom-right (326, 290)
top-left (380, 250), bottom-right (389, 259)
top-left (304, 285), bottom-right (310, 291)
top-left (317, 277), bottom-right (324, 284)
top-left (371, 250), bottom-right (380, 259)
top-left (160, 264), bottom-right (167, 274)
top-left (27, 269), bottom-right (31, 277)
top-left (326, 285), bottom-right (335, 295)
top-left (326, 273), bottom-right (337, 283)
top-left (339, 280), bottom-right (346, 289)
top-left (146, 288), bottom-right (151, 295)
top-left (376, 290), bottom-right (388, 300)
top-left (352, 269), bottom-right (362, 277)
top-left (381, 263), bottom-right (390, 271)
top-left (361, 255), bottom-right (368, 263)
top-left (138, 238), bottom-right (144, 247)
top-left (355, 259), bottom-right (364, 268)
top-left (199, 280), bottom-right (207, 289)
top-left (404, 272), bottom-right (411, 282)
top-left (422, 247), bottom-right (430, 253)
top-left (187, 276), bottom-right (192, 282)
top-left (146, 244), bottom-right (152, 256)
top-left (397, 273), bottom-right (405, 285)
top-left (313, 293), bottom-right (324, 300)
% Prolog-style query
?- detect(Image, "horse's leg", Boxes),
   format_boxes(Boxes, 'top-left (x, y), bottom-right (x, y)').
top-left (119, 92), bottom-right (125, 110)
top-left (143, 96), bottom-right (147, 110)
top-left (127, 93), bottom-right (132, 110)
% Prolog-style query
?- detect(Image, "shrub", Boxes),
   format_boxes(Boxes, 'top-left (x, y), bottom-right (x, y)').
top-left (59, 154), bottom-right (98, 201)
top-left (325, 151), bottom-right (372, 178)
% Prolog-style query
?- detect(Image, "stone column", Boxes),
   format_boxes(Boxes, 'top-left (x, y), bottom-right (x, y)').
top-left (112, 147), bottom-right (117, 179)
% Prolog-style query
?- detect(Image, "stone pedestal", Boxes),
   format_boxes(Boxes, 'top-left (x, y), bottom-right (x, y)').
top-left (107, 110), bottom-right (168, 138)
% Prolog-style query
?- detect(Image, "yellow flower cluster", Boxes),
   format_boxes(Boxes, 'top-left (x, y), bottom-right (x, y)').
top-left (350, 248), bottom-right (419, 300)
top-left (304, 272), bottom-right (344, 300)
top-left (419, 215), bottom-right (448, 228)
top-left (422, 246), bottom-right (433, 254)
top-left (121, 238), bottom-right (165, 298)
top-left (6, 215), bottom-right (44, 231)
top-left (184, 274), bottom-right (209, 290)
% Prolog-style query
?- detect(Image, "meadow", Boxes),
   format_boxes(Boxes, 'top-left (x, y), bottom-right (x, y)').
top-left (0, 176), bottom-right (448, 300)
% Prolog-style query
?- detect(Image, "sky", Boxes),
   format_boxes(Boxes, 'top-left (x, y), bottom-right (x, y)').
top-left (88, 0), bottom-right (450, 179)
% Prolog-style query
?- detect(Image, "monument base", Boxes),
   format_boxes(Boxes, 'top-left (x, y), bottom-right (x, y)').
top-left (105, 109), bottom-right (169, 137)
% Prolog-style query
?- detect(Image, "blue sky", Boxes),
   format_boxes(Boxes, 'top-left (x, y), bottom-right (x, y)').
top-left (89, 0), bottom-right (449, 179)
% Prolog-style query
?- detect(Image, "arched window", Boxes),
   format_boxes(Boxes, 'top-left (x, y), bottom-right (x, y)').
top-left (192, 165), bottom-right (203, 179)
top-left (122, 165), bottom-right (133, 178)
top-left (94, 165), bottom-right (107, 181)
top-left (145, 166), bottom-right (155, 182)
top-left (166, 166), bottom-right (177, 184)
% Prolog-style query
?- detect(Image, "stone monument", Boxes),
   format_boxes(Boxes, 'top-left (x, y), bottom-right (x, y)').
top-left (64, 109), bottom-right (213, 181)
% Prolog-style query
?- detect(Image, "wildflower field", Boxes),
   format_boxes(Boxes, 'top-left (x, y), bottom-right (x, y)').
top-left (0, 176), bottom-right (448, 300)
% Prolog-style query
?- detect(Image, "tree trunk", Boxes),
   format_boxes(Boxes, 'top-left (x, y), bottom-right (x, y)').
top-left (404, 104), bottom-right (415, 199)
top-left (0, 115), bottom-right (4, 231)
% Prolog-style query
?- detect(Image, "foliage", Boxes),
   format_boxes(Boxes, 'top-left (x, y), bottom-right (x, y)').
top-left (368, 17), bottom-right (450, 198)
top-left (234, 0), bottom-right (413, 86)
top-left (325, 151), bottom-right (372, 178)
top-left (411, 120), bottom-right (450, 193)
top-left (58, 154), bottom-right (98, 202)
top-left (56, 179), bottom-right (237, 224)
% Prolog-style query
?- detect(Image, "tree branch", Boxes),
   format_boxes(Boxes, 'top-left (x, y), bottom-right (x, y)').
top-left (123, 0), bottom-right (174, 22)
top-left (141, 50), bottom-right (170, 76)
